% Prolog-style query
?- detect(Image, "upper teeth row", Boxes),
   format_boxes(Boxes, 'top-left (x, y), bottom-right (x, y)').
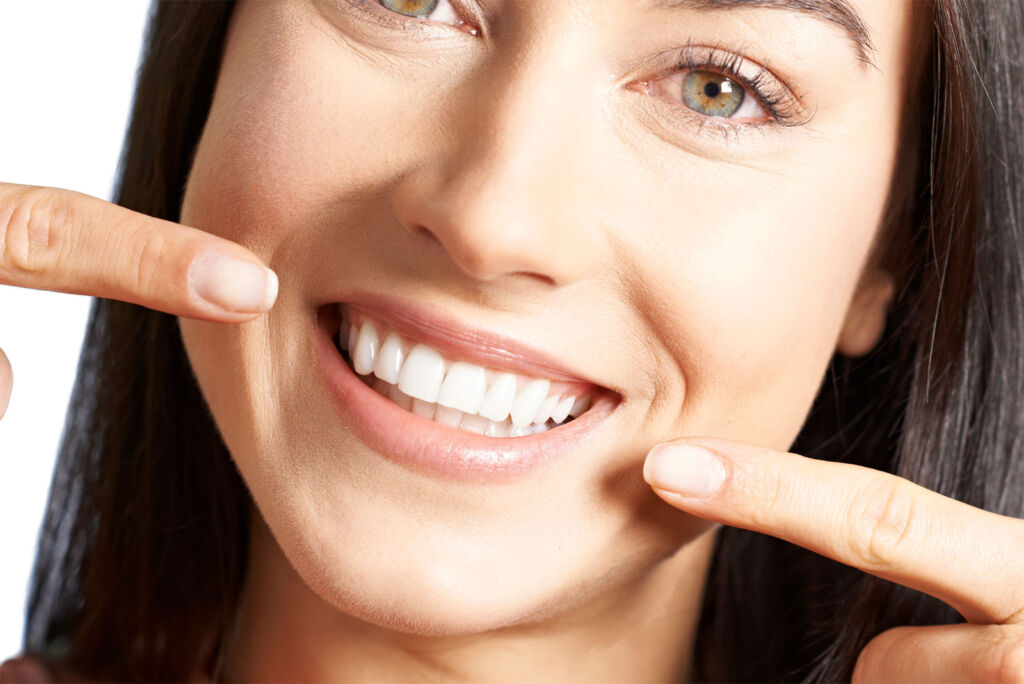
top-left (341, 317), bottom-right (593, 428)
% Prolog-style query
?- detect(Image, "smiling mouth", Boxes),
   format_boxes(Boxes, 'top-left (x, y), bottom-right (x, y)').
top-left (327, 305), bottom-right (601, 439)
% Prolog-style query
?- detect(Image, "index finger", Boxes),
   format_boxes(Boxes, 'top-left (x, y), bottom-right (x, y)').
top-left (0, 182), bottom-right (277, 321)
top-left (643, 437), bottom-right (1024, 625)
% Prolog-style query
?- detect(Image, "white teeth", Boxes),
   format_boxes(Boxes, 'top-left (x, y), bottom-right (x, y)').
top-left (373, 333), bottom-right (405, 384)
top-left (484, 420), bottom-right (511, 438)
top-left (435, 405), bottom-right (464, 427)
top-left (550, 395), bottom-right (575, 424)
top-left (437, 361), bottom-right (486, 414)
top-left (478, 372), bottom-right (516, 422)
top-left (388, 384), bottom-right (414, 411)
top-left (533, 394), bottom-right (559, 425)
top-left (569, 394), bottom-right (592, 418)
top-left (341, 314), bottom-right (601, 436)
top-left (459, 413), bottom-right (489, 434)
top-left (412, 398), bottom-right (436, 420)
top-left (510, 378), bottom-right (550, 427)
top-left (347, 323), bottom-right (359, 358)
top-left (353, 321), bottom-right (380, 376)
top-left (398, 344), bottom-right (445, 403)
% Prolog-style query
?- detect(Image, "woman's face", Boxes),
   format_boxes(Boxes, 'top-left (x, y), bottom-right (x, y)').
top-left (180, 0), bottom-right (911, 635)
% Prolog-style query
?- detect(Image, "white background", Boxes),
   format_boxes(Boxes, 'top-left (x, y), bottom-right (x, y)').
top-left (0, 1), bottom-right (153, 658)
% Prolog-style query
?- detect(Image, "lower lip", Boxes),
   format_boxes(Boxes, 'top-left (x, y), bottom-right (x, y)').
top-left (312, 317), bottom-right (617, 483)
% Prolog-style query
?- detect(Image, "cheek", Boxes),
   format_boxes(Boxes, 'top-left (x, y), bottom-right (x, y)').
top-left (181, 2), bottom-right (425, 255)
top-left (633, 144), bottom-right (893, 448)
top-left (176, 3), bottom-right (411, 449)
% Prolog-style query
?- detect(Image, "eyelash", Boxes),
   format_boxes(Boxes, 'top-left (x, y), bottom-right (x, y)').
top-left (665, 43), bottom-right (804, 129)
top-left (343, 0), bottom-right (477, 36)
top-left (344, 1), bottom-right (807, 136)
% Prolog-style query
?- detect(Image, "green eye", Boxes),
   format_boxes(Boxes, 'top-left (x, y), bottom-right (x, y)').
top-left (681, 71), bottom-right (745, 118)
top-left (379, 0), bottom-right (439, 17)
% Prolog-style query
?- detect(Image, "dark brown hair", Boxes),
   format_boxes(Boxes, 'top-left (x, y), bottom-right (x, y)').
top-left (23, 1), bottom-right (1024, 681)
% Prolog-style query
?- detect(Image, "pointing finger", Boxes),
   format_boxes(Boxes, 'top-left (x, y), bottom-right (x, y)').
top-left (851, 623), bottom-right (1024, 684)
top-left (642, 437), bottom-right (1024, 625)
top-left (0, 183), bottom-right (277, 322)
top-left (0, 347), bottom-right (11, 420)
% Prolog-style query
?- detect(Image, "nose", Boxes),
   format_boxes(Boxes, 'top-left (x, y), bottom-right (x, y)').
top-left (390, 46), bottom-right (603, 287)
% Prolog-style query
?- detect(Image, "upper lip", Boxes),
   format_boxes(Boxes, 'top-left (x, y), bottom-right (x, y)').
top-left (325, 291), bottom-right (610, 391)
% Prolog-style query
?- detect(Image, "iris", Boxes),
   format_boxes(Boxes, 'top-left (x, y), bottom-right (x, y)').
top-left (681, 71), bottom-right (745, 118)
top-left (379, 0), bottom-right (439, 18)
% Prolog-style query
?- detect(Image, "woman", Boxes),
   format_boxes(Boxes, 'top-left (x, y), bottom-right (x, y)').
top-left (1, 0), bottom-right (1022, 681)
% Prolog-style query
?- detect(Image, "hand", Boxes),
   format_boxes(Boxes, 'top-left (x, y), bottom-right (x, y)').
top-left (0, 182), bottom-right (279, 420)
top-left (642, 437), bottom-right (1024, 683)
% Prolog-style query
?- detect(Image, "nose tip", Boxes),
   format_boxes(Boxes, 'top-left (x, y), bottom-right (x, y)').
top-left (410, 219), bottom-right (557, 286)
top-left (394, 160), bottom-right (579, 285)
top-left (391, 126), bottom-right (603, 288)
top-left (387, 40), bottom-right (604, 289)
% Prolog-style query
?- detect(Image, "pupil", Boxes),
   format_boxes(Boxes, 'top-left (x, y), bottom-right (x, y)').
top-left (703, 81), bottom-right (721, 98)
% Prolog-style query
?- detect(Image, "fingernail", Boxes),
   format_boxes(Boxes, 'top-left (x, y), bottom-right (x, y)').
top-left (643, 443), bottom-right (726, 497)
top-left (189, 252), bottom-right (278, 314)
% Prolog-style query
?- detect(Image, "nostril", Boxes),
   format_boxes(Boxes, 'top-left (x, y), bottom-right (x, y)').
top-left (414, 225), bottom-right (555, 285)
top-left (511, 271), bottom-right (556, 286)
top-left (416, 226), bottom-right (442, 246)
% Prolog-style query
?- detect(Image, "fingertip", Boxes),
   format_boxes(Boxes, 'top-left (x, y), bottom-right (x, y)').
top-left (264, 267), bottom-right (279, 311)
top-left (643, 442), bottom-right (726, 498)
top-left (188, 252), bottom-right (278, 316)
top-left (642, 450), bottom-right (656, 487)
top-left (0, 347), bottom-right (12, 420)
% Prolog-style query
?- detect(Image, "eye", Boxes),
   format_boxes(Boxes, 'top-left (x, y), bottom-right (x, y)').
top-left (649, 69), bottom-right (769, 121)
top-left (378, 0), bottom-right (461, 25)
top-left (682, 71), bottom-right (761, 119)
top-left (626, 44), bottom-right (808, 137)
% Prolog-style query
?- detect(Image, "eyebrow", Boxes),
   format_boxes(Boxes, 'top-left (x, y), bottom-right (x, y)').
top-left (649, 0), bottom-right (876, 68)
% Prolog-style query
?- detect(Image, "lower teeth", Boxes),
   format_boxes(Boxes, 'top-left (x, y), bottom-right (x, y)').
top-left (335, 333), bottom-right (567, 437)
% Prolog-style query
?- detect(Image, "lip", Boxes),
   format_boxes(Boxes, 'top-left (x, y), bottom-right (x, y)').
top-left (311, 298), bottom-right (620, 483)
top-left (331, 291), bottom-right (603, 385)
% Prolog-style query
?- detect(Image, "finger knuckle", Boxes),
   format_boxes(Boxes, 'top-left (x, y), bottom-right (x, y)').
top-left (748, 461), bottom-right (788, 530)
top-left (846, 475), bottom-right (921, 571)
top-left (1007, 602), bottom-right (1024, 626)
top-left (0, 187), bottom-right (73, 279)
top-left (123, 226), bottom-right (171, 297)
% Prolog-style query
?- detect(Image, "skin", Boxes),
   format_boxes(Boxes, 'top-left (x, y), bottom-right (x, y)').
top-left (181, 0), bottom-right (904, 679)
top-left (1, 0), bottom-right (1021, 681)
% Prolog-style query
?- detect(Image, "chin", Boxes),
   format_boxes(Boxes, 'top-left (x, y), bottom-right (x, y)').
top-left (263, 508), bottom-right (603, 638)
